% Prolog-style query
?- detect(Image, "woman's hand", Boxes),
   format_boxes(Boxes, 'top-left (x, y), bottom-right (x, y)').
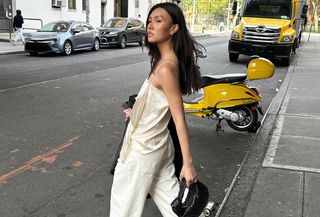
top-left (123, 108), bottom-right (132, 121)
top-left (179, 163), bottom-right (198, 187)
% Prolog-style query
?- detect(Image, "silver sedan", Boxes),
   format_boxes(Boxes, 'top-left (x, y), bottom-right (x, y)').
top-left (25, 20), bottom-right (101, 56)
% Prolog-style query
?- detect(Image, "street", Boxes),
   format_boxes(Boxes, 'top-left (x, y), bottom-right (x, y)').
top-left (0, 35), bottom-right (288, 217)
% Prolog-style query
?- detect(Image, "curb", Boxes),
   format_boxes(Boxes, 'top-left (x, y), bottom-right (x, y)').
top-left (0, 38), bottom-right (10, 42)
top-left (215, 57), bottom-right (297, 217)
top-left (0, 49), bottom-right (25, 55)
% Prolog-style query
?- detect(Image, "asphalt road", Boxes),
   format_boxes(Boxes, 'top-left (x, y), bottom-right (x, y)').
top-left (0, 36), bottom-right (288, 217)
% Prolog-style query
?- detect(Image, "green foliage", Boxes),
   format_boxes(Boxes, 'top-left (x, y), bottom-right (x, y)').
top-left (182, 0), bottom-right (229, 17)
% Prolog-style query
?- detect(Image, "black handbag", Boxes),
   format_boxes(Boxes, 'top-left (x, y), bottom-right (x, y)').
top-left (171, 179), bottom-right (209, 217)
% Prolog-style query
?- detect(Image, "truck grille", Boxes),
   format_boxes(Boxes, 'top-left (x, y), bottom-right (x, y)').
top-left (243, 25), bottom-right (280, 44)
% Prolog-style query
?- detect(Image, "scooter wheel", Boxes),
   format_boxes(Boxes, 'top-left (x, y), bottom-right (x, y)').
top-left (226, 105), bottom-right (258, 131)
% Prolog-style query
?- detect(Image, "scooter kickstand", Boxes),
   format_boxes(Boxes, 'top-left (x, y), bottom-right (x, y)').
top-left (216, 119), bottom-right (224, 132)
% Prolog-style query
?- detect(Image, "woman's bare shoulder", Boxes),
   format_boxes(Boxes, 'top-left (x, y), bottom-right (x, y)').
top-left (156, 61), bottom-right (179, 78)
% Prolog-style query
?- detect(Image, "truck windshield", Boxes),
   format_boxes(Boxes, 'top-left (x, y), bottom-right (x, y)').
top-left (243, 3), bottom-right (291, 20)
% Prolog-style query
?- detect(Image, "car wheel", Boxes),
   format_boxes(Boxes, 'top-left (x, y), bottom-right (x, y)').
top-left (29, 52), bottom-right (38, 56)
top-left (139, 34), bottom-right (145, 46)
top-left (92, 38), bottom-right (100, 51)
top-left (119, 35), bottom-right (126, 48)
top-left (63, 41), bottom-right (72, 56)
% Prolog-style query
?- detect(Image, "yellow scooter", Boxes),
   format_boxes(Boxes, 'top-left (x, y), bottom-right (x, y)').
top-left (184, 57), bottom-right (275, 132)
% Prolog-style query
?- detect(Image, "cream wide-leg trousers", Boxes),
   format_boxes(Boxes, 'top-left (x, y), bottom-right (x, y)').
top-left (110, 140), bottom-right (179, 217)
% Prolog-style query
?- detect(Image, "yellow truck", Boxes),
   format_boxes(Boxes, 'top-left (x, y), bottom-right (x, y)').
top-left (228, 0), bottom-right (308, 66)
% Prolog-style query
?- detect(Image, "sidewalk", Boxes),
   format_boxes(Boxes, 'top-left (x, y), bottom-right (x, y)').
top-left (0, 33), bottom-right (25, 55)
top-left (0, 41), bottom-right (24, 55)
top-left (219, 33), bottom-right (320, 217)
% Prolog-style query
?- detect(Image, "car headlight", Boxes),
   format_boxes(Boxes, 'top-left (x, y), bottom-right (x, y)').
top-left (41, 40), bottom-right (56, 45)
top-left (281, 35), bottom-right (293, 42)
top-left (231, 31), bottom-right (240, 40)
top-left (108, 31), bottom-right (119, 36)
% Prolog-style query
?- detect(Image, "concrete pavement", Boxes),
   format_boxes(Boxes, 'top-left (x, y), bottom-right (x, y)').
top-left (219, 33), bottom-right (320, 217)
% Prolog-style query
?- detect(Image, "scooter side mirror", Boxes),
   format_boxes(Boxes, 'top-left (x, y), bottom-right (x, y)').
top-left (247, 58), bottom-right (275, 80)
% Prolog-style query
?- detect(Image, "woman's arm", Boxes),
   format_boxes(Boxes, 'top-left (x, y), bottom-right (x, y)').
top-left (155, 64), bottom-right (197, 187)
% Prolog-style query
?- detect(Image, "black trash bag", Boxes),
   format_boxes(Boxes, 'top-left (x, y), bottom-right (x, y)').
top-left (171, 179), bottom-right (209, 217)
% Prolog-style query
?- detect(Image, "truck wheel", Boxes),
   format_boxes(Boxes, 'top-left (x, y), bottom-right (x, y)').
top-left (229, 53), bottom-right (239, 62)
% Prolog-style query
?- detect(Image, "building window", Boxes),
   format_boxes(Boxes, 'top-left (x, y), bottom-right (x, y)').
top-left (82, 0), bottom-right (86, 10)
top-left (68, 0), bottom-right (76, 9)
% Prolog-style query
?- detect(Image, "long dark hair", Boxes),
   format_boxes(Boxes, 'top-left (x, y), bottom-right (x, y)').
top-left (145, 2), bottom-right (206, 95)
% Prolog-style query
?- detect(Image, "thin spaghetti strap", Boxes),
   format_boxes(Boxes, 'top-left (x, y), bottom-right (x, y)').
top-left (149, 61), bottom-right (179, 82)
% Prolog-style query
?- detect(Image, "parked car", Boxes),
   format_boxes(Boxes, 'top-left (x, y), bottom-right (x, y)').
top-left (98, 17), bottom-right (145, 48)
top-left (25, 20), bottom-right (101, 56)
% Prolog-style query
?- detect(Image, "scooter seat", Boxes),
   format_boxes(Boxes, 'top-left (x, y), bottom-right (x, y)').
top-left (200, 73), bottom-right (247, 87)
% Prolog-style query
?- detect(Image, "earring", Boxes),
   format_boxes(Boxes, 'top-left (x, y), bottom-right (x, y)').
top-left (170, 32), bottom-right (174, 36)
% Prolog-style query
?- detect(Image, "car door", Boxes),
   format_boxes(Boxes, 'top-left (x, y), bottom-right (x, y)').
top-left (82, 23), bottom-right (95, 48)
top-left (125, 20), bottom-right (136, 43)
top-left (70, 22), bottom-right (84, 50)
top-left (132, 19), bottom-right (143, 42)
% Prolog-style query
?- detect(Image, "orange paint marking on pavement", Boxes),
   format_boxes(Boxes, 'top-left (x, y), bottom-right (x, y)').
top-left (73, 161), bottom-right (82, 167)
top-left (9, 149), bottom-right (19, 154)
top-left (0, 136), bottom-right (79, 184)
top-left (42, 155), bottom-right (57, 164)
top-left (31, 166), bottom-right (48, 173)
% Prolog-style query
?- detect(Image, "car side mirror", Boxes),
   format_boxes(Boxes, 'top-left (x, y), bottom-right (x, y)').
top-left (72, 29), bottom-right (80, 34)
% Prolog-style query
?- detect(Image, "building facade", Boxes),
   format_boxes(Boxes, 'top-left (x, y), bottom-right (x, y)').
top-left (0, 0), bottom-right (171, 31)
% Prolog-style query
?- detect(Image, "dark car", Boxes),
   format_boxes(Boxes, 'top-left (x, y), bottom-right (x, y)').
top-left (25, 20), bottom-right (101, 56)
top-left (98, 17), bottom-right (145, 48)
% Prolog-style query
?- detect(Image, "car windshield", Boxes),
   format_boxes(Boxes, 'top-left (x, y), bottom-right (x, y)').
top-left (243, 3), bottom-right (291, 19)
top-left (102, 19), bottom-right (126, 28)
top-left (39, 22), bottom-right (70, 32)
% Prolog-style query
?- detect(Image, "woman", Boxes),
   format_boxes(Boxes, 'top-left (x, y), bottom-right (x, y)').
top-left (110, 2), bottom-right (205, 217)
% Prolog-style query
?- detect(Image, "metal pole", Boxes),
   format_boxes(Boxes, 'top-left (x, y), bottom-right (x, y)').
top-left (191, 0), bottom-right (196, 32)
top-left (8, 18), bottom-right (12, 39)
top-left (86, 0), bottom-right (90, 23)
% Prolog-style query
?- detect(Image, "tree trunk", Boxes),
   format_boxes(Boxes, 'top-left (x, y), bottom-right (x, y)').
top-left (312, 0), bottom-right (318, 32)
top-left (315, 14), bottom-right (318, 32)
